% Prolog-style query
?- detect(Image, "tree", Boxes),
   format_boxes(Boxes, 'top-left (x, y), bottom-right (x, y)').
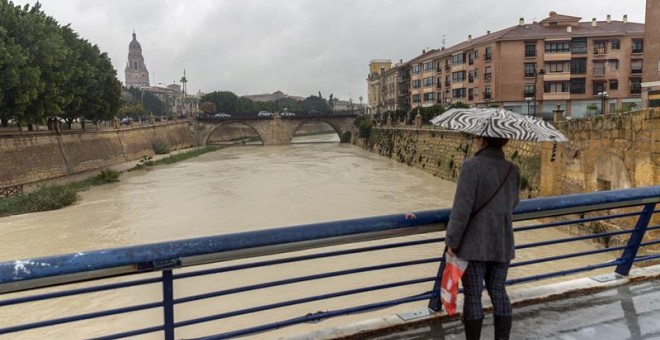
top-left (353, 114), bottom-right (373, 138)
top-left (200, 101), bottom-right (217, 115)
top-left (201, 91), bottom-right (241, 114)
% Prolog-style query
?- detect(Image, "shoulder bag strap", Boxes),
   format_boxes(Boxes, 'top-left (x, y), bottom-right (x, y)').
top-left (470, 164), bottom-right (513, 219)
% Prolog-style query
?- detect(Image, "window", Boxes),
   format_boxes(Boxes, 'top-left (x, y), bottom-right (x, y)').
top-left (484, 86), bottom-right (492, 99)
top-left (423, 92), bottom-right (435, 102)
top-left (630, 78), bottom-right (642, 94)
top-left (452, 53), bottom-right (465, 65)
top-left (592, 81), bottom-right (606, 95)
top-left (611, 39), bottom-right (620, 50)
top-left (546, 41), bottom-right (570, 53)
top-left (468, 53), bottom-right (474, 65)
top-left (412, 64), bottom-right (421, 74)
top-left (631, 60), bottom-right (643, 74)
top-left (437, 77), bottom-right (442, 88)
top-left (468, 88), bottom-right (474, 101)
top-left (412, 94), bottom-right (421, 103)
top-left (524, 84), bottom-right (535, 97)
top-left (484, 47), bottom-right (492, 61)
top-left (632, 40), bottom-right (644, 53)
top-left (593, 41), bottom-right (607, 54)
top-left (525, 43), bottom-right (536, 57)
top-left (484, 66), bottom-right (492, 81)
top-left (570, 78), bottom-right (586, 94)
top-left (452, 71), bottom-right (466, 82)
top-left (609, 60), bottom-right (619, 70)
top-left (468, 70), bottom-right (474, 83)
top-left (423, 62), bottom-right (435, 72)
top-left (445, 75), bottom-right (450, 86)
top-left (474, 70), bottom-right (479, 79)
top-left (452, 88), bottom-right (466, 98)
top-left (423, 77), bottom-right (435, 87)
top-left (412, 79), bottom-right (421, 88)
top-left (524, 63), bottom-right (536, 77)
top-left (544, 81), bottom-right (570, 93)
top-left (571, 38), bottom-right (587, 54)
top-left (571, 58), bottom-right (587, 74)
top-left (609, 79), bottom-right (618, 90)
top-left (547, 62), bottom-right (566, 73)
top-left (593, 61), bottom-right (606, 76)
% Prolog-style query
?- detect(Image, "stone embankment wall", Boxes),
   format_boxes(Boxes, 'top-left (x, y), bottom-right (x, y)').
top-left (0, 122), bottom-right (192, 187)
top-left (353, 127), bottom-right (542, 198)
top-left (539, 108), bottom-right (659, 251)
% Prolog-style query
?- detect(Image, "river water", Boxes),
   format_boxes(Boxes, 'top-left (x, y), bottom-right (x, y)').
top-left (0, 134), bottom-right (614, 339)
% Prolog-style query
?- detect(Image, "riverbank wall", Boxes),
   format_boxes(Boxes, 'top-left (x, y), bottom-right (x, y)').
top-left (353, 127), bottom-right (542, 198)
top-left (0, 122), bottom-right (192, 187)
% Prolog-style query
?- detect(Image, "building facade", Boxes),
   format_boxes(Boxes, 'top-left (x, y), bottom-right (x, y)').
top-left (642, 0), bottom-right (660, 107)
top-left (369, 12), bottom-right (646, 119)
top-left (124, 32), bottom-right (150, 88)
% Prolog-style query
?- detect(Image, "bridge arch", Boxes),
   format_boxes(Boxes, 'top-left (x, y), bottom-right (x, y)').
top-left (204, 121), bottom-right (264, 145)
top-left (291, 119), bottom-right (346, 142)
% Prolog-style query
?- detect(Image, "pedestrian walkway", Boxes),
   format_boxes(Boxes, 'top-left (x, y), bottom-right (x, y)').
top-left (284, 265), bottom-right (660, 340)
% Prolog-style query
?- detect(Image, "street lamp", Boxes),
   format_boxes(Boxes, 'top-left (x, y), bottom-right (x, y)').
top-left (533, 67), bottom-right (545, 117)
top-left (525, 97), bottom-right (533, 116)
top-left (597, 91), bottom-right (608, 115)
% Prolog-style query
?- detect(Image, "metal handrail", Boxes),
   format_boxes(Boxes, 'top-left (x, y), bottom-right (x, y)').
top-left (0, 186), bottom-right (658, 339)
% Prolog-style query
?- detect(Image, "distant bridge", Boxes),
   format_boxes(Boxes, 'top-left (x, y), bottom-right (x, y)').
top-left (193, 112), bottom-right (357, 145)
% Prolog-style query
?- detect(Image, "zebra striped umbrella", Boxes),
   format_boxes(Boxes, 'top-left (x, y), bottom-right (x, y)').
top-left (430, 108), bottom-right (568, 142)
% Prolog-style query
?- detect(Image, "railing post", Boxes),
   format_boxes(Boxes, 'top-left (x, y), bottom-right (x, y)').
top-left (162, 269), bottom-right (175, 340)
top-left (615, 203), bottom-right (656, 276)
top-left (427, 250), bottom-right (446, 312)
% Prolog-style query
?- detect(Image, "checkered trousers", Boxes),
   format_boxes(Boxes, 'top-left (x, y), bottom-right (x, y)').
top-left (461, 260), bottom-right (512, 320)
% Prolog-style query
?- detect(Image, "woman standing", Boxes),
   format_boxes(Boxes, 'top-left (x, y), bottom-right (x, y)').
top-left (445, 136), bottom-right (520, 340)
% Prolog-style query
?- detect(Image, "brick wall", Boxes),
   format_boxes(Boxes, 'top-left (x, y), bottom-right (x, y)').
top-left (0, 122), bottom-right (192, 187)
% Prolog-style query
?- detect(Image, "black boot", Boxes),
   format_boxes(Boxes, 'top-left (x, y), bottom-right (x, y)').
top-left (494, 315), bottom-right (512, 340)
top-left (463, 318), bottom-right (483, 340)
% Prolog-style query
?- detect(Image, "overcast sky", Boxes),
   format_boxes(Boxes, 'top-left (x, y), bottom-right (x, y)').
top-left (14, 0), bottom-right (646, 101)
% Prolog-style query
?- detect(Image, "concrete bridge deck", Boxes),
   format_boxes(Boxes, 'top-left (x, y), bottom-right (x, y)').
top-left (284, 265), bottom-right (660, 340)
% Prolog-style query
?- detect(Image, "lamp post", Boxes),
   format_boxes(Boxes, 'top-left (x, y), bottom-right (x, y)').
top-left (597, 91), bottom-right (608, 115)
top-left (533, 67), bottom-right (545, 118)
top-left (525, 97), bottom-right (533, 116)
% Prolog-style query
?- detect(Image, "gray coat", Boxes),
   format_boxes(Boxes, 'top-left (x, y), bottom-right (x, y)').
top-left (445, 146), bottom-right (520, 262)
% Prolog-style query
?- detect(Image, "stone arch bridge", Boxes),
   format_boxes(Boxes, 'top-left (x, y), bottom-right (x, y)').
top-left (192, 114), bottom-right (356, 145)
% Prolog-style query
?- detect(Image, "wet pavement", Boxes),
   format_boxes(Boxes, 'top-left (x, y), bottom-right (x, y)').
top-left (283, 265), bottom-right (660, 340)
top-left (363, 280), bottom-right (660, 340)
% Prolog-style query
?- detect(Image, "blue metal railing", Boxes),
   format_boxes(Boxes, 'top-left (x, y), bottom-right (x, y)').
top-left (0, 187), bottom-right (658, 339)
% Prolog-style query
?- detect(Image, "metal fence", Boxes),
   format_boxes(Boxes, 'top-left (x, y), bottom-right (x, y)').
top-left (0, 187), bottom-right (658, 339)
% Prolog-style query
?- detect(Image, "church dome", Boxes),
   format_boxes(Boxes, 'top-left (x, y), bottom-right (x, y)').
top-left (129, 32), bottom-right (142, 50)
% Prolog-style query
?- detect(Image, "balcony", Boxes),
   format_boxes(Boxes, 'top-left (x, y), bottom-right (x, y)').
top-left (631, 68), bottom-right (643, 75)
top-left (525, 51), bottom-right (537, 58)
top-left (444, 81), bottom-right (451, 87)
top-left (444, 65), bottom-right (451, 71)
top-left (543, 92), bottom-right (570, 100)
top-left (484, 73), bottom-right (492, 82)
top-left (484, 54), bottom-right (492, 61)
top-left (593, 47), bottom-right (607, 55)
top-left (544, 72), bottom-right (571, 81)
top-left (523, 91), bottom-right (535, 97)
top-left (484, 93), bottom-right (492, 100)
top-left (544, 52), bottom-right (571, 62)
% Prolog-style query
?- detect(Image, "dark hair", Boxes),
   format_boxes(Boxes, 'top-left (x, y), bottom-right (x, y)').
top-left (483, 136), bottom-right (509, 147)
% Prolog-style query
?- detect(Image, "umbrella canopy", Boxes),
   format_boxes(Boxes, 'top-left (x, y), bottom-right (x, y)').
top-left (430, 108), bottom-right (568, 142)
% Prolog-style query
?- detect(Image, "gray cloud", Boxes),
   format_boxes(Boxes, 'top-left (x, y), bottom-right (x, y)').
top-left (15, 0), bottom-right (646, 101)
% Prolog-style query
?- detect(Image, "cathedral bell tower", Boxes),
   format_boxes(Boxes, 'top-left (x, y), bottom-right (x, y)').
top-left (124, 31), bottom-right (150, 87)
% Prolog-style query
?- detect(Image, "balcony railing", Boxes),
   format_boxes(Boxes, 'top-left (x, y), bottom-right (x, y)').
top-left (484, 54), bottom-right (492, 61)
top-left (484, 73), bottom-right (492, 81)
top-left (593, 47), bottom-right (607, 55)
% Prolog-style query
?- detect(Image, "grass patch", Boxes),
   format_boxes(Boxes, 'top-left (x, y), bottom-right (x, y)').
top-left (144, 146), bottom-right (220, 167)
top-left (0, 169), bottom-right (121, 217)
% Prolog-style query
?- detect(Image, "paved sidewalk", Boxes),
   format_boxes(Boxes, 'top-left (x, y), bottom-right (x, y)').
top-left (367, 279), bottom-right (660, 339)
top-left (284, 265), bottom-right (660, 340)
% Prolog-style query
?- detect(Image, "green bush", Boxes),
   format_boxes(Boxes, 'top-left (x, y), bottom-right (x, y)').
top-left (353, 115), bottom-right (373, 138)
top-left (0, 185), bottom-right (79, 217)
top-left (152, 141), bottom-right (170, 155)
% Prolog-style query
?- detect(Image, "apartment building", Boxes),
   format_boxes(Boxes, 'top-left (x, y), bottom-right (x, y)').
top-left (368, 12), bottom-right (645, 118)
top-left (642, 0), bottom-right (660, 107)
